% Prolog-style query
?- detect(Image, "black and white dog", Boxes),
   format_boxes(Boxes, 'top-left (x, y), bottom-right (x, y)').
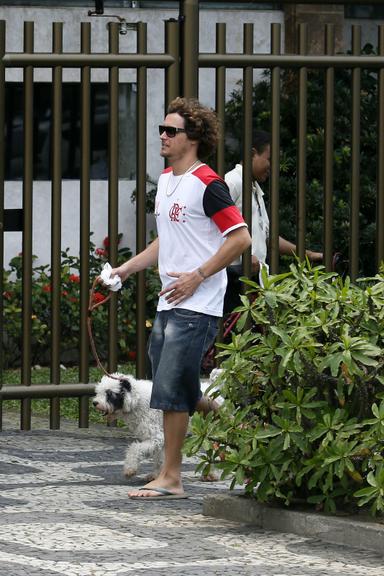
top-left (92, 370), bottom-right (223, 479)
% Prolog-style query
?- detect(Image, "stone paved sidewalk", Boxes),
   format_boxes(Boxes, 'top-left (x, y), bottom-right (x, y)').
top-left (0, 412), bottom-right (383, 576)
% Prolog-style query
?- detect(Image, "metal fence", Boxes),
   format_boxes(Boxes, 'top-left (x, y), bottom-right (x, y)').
top-left (1, 0), bottom-right (384, 430)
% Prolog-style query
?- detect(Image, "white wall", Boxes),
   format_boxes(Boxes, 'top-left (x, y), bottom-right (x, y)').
top-left (344, 18), bottom-right (384, 48)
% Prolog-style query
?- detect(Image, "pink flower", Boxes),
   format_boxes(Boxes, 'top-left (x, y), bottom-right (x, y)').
top-left (95, 248), bottom-right (107, 257)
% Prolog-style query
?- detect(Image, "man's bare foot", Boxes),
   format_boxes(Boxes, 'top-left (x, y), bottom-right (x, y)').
top-left (128, 475), bottom-right (184, 499)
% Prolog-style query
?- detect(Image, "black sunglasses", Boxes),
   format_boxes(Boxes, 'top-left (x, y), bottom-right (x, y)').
top-left (159, 125), bottom-right (186, 138)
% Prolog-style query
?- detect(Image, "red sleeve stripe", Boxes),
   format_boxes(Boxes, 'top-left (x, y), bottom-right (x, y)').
top-left (212, 205), bottom-right (247, 235)
top-left (193, 164), bottom-right (225, 186)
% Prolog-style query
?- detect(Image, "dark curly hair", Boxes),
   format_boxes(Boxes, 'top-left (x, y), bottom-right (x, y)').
top-left (167, 97), bottom-right (219, 161)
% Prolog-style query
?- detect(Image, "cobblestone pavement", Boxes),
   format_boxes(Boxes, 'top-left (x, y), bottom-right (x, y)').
top-left (1, 413), bottom-right (383, 576)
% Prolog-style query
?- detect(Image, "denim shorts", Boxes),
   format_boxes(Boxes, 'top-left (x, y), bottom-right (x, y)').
top-left (148, 309), bottom-right (218, 415)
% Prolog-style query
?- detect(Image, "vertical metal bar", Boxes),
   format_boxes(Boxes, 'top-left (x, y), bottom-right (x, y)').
top-left (296, 23), bottom-right (307, 261)
top-left (270, 23), bottom-right (281, 275)
top-left (242, 23), bottom-right (253, 281)
top-left (107, 23), bottom-right (119, 373)
top-left (136, 22), bottom-right (147, 379)
top-left (165, 19), bottom-right (180, 109)
top-left (79, 22), bottom-right (91, 427)
top-left (50, 22), bottom-right (63, 429)
top-left (215, 23), bottom-right (226, 177)
top-left (377, 25), bottom-right (384, 269)
top-left (180, 0), bottom-right (198, 98)
top-left (0, 20), bottom-right (5, 429)
top-left (21, 22), bottom-right (34, 430)
top-left (350, 26), bottom-right (361, 281)
top-left (323, 25), bottom-right (335, 272)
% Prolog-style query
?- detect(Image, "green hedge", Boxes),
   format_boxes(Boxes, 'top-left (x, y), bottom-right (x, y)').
top-left (185, 263), bottom-right (384, 516)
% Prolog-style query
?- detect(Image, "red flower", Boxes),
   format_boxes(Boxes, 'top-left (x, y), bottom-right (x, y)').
top-left (2, 291), bottom-right (12, 299)
top-left (103, 234), bottom-right (122, 248)
top-left (42, 284), bottom-right (52, 292)
top-left (70, 297), bottom-right (78, 303)
top-left (92, 292), bottom-right (106, 304)
top-left (95, 248), bottom-right (107, 257)
top-left (62, 290), bottom-right (68, 297)
top-left (69, 274), bottom-right (80, 283)
top-left (128, 351), bottom-right (137, 361)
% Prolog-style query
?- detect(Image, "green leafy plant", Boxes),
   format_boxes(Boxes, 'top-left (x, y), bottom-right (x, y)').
top-left (2, 235), bottom-right (161, 368)
top-left (185, 263), bottom-right (384, 515)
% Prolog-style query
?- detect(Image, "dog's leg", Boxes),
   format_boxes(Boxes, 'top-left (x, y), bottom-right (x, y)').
top-left (123, 439), bottom-right (158, 478)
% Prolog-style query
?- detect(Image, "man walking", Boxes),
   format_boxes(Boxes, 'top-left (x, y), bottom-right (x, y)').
top-left (111, 97), bottom-right (251, 500)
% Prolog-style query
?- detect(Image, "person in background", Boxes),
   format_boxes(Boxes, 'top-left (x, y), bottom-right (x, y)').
top-left (223, 130), bottom-right (323, 313)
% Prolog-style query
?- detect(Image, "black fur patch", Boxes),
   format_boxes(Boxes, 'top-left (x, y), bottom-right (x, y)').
top-left (106, 389), bottom-right (124, 410)
top-left (120, 378), bottom-right (132, 392)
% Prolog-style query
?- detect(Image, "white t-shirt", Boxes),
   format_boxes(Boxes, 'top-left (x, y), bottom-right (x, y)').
top-left (225, 164), bottom-right (269, 268)
top-left (155, 164), bottom-right (247, 317)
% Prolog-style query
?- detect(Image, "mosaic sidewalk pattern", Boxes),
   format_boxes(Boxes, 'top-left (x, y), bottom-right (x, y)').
top-left (0, 415), bottom-right (383, 576)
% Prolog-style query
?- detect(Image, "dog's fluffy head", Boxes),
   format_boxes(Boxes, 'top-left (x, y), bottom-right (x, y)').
top-left (92, 374), bottom-right (135, 419)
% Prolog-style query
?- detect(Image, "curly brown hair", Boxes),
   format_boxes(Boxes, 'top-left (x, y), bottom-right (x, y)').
top-left (167, 97), bottom-right (219, 161)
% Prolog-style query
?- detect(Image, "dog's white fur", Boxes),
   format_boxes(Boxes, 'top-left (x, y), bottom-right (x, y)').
top-left (92, 371), bottom-right (223, 479)
top-left (93, 373), bottom-right (163, 478)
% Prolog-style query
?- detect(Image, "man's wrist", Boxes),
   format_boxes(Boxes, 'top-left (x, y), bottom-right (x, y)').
top-left (197, 267), bottom-right (207, 280)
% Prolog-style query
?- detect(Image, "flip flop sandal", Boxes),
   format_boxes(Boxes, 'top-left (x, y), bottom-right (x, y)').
top-left (128, 486), bottom-right (189, 500)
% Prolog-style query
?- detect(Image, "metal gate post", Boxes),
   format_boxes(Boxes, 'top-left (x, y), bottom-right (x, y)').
top-left (0, 20), bottom-right (5, 429)
top-left (377, 25), bottom-right (384, 268)
top-left (323, 24), bottom-right (335, 272)
top-left (136, 22), bottom-right (148, 379)
top-left (350, 25), bottom-right (362, 281)
top-left (21, 21), bottom-right (34, 431)
top-left (107, 22), bottom-right (120, 373)
top-left (165, 18), bottom-right (180, 108)
top-left (50, 21), bottom-right (64, 429)
top-left (242, 23), bottom-right (253, 282)
top-left (180, 0), bottom-right (199, 98)
top-left (296, 23), bottom-right (308, 261)
top-left (270, 23), bottom-right (281, 275)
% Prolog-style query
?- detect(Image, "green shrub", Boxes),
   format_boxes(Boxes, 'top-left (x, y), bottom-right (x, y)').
top-left (224, 44), bottom-right (380, 276)
top-left (185, 263), bottom-right (384, 515)
top-left (2, 235), bottom-right (161, 368)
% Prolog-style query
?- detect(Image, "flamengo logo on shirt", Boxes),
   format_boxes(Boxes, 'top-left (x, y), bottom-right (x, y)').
top-left (169, 203), bottom-right (185, 223)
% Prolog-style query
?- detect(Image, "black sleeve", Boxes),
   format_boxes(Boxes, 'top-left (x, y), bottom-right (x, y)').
top-left (202, 179), bottom-right (236, 218)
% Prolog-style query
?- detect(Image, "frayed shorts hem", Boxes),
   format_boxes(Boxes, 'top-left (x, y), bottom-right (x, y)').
top-left (150, 401), bottom-right (190, 413)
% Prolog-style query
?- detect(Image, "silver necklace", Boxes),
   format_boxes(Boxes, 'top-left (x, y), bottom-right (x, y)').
top-left (165, 160), bottom-right (201, 197)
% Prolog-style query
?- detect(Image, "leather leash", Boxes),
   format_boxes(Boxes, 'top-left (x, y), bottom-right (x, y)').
top-left (87, 276), bottom-right (121, 381)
